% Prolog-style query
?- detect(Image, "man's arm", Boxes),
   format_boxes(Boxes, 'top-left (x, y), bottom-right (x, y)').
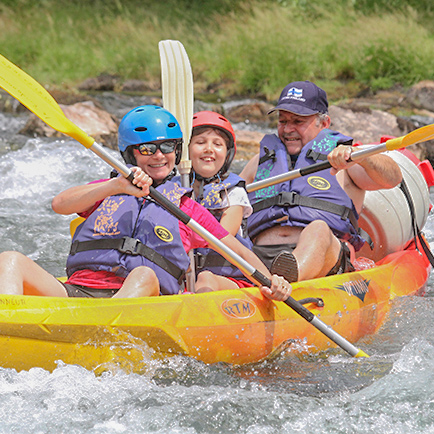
top-left (328, 145), bottom-right (402, 191)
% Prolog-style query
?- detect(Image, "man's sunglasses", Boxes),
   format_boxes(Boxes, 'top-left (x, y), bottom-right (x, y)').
top-left (133, 140), bottom-right (182, 156)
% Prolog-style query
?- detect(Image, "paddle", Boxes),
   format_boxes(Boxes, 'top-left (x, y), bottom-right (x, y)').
top-left (0, 52), bottom-right (368, 358)
top-left (158, 39), bottom-right (194, 187)
top-left (246, 127), bottom-right (434, 192)
top-left (158, 39), bottom-right (196, 291)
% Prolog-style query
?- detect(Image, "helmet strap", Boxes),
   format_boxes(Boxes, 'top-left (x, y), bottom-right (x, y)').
top-left (192, 171), bottom-right (223, 202)
top-left (153, 168), bottom-right (176, 187)
top-left (193, 171), bottom-right (221, 185)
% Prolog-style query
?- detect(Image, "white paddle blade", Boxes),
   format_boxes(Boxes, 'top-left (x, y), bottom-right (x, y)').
top-left (158, 40), bottom-right (194, 160)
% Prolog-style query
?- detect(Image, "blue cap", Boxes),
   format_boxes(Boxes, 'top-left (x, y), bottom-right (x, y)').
top-left (268, 81), bottom-right (328, 116)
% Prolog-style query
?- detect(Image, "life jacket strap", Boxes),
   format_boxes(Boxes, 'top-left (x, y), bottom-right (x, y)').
top-left (252, 191), bottom-right (359, 229)
top-left (305, 149), bottom-right (328, 161)
top-left (70, 237), bottom-right (186, 284)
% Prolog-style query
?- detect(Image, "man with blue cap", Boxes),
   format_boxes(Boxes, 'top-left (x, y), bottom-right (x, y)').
top-left (240, 80), bottom-right (402, 283)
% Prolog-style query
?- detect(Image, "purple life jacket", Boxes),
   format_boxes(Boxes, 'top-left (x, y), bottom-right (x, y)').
top-left (66, 181), bottom-right (191, 295)
top-left (247, 130), bottom-right (365, 251)
top-left (173, 173), bottom-right (253, 281)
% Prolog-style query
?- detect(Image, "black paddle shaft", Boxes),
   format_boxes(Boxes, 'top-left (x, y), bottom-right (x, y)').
top-left (299, 160), bottom-right (332, 176)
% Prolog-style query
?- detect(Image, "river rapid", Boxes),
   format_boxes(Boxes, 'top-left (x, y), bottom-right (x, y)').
top-left (0, 110), bottom-right (434, 434)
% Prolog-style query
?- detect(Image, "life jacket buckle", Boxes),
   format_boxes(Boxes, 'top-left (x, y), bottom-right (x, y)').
top-left (195, 252), bottom-right (206, 270)
top-left (119, 237), bottom-right (140, 255)
top-left (277, 191), bottom-right (297, 207)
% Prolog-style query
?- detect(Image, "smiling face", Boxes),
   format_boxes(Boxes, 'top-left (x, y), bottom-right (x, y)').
top-left (277, 110), bottom-right (330, 155)
top-left (189, 128), bottom-right (228, 179)
top-left (133, 148), bottom-right (176, 182)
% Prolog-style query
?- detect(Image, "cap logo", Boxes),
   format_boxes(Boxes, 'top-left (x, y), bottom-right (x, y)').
top-left (284, 87), bottom-right (305, 102)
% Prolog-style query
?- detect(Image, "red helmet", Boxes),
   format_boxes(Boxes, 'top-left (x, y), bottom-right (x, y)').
top-left (192, 111), bottom-right (236, 175)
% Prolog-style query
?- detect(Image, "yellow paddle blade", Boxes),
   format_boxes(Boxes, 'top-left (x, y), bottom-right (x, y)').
top-left (385, 123), bottom-right (434, 151)
top-left (355, 349), bottom-right (370, 358)
top-left (0, 53), bottom-right (94, 148)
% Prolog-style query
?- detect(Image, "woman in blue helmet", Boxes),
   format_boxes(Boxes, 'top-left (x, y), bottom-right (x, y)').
top-left (0, 105), bottom-right (292, 301)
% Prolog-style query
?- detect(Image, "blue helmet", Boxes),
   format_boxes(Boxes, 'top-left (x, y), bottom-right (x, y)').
top-left (118, 105), bottom-right (183, 165)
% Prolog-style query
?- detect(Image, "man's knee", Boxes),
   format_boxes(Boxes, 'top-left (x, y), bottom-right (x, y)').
top-left (305, 220), bottom-right (332, 233)
top-left (298, 221), bottom-right (335, 247)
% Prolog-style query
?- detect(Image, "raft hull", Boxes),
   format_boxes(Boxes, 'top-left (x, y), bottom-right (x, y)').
top-left (0, 247), bottom-right (430, 373)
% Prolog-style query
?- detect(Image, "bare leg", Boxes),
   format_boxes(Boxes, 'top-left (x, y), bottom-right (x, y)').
top-left (195, 270), bottom-right (240, 293)
top-left (0, 251), bottom-right (68, 296)
top-left (114, 266), bottom-right (160, 298)
top-left (292, 220), bottom-right (342, 281)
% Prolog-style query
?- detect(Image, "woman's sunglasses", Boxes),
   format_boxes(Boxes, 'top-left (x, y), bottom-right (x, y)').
top-left (133, 140), bottom-right (182, 156)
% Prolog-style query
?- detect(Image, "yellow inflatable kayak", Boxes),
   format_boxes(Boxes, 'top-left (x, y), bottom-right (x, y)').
top-left (0, 147), bottom-right (433, 373)
top-left (0, 246), bottom-right (430, 373)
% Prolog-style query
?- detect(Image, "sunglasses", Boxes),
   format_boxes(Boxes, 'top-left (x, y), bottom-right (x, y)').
top-left (133, 140), bottom-right (181, 156)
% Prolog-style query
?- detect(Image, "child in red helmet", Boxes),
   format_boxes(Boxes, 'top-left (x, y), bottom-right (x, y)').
top-left (175, 111), bottom-right (255, 292)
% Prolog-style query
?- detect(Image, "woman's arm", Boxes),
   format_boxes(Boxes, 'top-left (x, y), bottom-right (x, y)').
top-left (51, 167), bottom-right (152, 215)
top-left (180, 198), bottom-right (292, 300)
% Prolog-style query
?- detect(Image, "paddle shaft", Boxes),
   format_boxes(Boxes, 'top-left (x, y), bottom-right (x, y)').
top-left (150, 187), bottom-right (369, 357)
top-left (247, 128), bottom-right (434, 193)
top-left (246, 145), bottom-right (385, 192)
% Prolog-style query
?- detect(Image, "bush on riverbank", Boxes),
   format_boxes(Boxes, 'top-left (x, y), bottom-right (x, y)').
top-left (1, 0), bottom-right (433, 101)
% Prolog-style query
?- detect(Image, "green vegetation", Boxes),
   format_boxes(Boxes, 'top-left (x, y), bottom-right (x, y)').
top-left (1, 0), bottom-right (433, 101)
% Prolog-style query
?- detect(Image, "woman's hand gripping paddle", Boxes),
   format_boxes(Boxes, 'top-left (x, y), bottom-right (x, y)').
top-left (0, 52), bottom-right (368, 358)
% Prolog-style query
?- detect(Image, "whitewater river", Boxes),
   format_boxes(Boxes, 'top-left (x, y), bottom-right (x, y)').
top-left (0, 111), bottom-right (434, 434)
